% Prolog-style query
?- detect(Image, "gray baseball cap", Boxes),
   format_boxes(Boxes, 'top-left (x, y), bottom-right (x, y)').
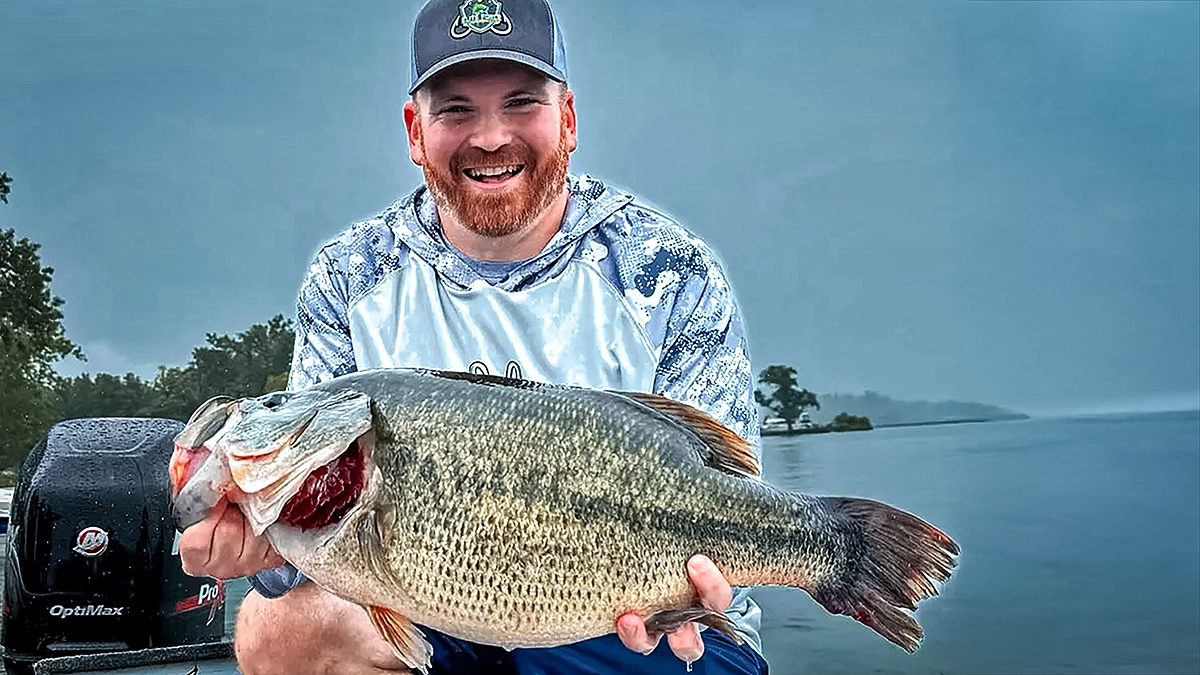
top-left (410, 0), bottom-right (568, 94)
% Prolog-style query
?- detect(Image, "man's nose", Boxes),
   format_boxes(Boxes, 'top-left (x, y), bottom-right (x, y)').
top-left (469, 112), bottom-right (514, 152)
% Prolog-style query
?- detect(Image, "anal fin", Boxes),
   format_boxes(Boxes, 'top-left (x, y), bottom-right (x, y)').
top-left (643, 606), bottom-right (744, 645)
top-left (366, 606), bottom-right (433, 674)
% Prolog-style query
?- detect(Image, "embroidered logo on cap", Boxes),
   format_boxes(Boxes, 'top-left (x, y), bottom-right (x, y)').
top-left (451, 0), bottom-right (512, 38)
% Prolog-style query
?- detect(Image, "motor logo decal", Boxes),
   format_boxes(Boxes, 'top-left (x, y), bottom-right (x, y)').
top-left (50, 604), bottom-right (125, 618)
top-left (451, 0), bottom-right (512, 38)
top-left (73, 526), bottom-right (109, 557)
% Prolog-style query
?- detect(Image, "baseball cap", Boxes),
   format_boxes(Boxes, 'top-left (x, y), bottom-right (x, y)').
top-left (410, 0), bottom-right (568, 94)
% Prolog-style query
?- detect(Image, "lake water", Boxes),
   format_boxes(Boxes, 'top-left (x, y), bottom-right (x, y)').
top-left (753, 410), bottom-right (1200, 675)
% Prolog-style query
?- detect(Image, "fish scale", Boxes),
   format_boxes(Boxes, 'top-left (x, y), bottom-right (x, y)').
top-left (171, 368), bottom-right (958, 671)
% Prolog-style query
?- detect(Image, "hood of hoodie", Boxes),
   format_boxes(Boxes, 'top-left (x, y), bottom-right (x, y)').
top-left (389, 174), bottom-right (634, 293)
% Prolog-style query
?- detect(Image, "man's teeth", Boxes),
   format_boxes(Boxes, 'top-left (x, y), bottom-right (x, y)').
top-left (465, 165), bottom-right (522, 179)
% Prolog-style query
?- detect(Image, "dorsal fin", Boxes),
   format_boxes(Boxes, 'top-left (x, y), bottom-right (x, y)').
top-left (619, 392), bottom-right (761, 478)
top-left (404, 368), bottom-right (761, 477)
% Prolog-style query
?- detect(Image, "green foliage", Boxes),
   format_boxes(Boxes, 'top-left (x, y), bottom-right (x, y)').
top-left (148, 315), bottom-right (295, 421)
top-left (0, 177), bottom-right (84, 468)
top-left (264, 371), bottom-right (290, 393)
top-left (0, 229), bottom-right (82, 380)
top-left (56, 315), bottom-right (296, 423)
top-left (832, 412), bottom-right (873, 431)
top-left (56, 372), bottom-right (160, 420)
top-left (0, 374), bottom-right (62, 470)
top-left (754, 364), bottom-right (820, 432)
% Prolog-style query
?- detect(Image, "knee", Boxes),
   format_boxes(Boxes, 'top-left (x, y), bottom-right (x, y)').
top-left (234, 583), bottom-right (407, 675)
top-left (233, 592), bottom-right (285, 675)
top-left (234, 586), bottom-right (328, 675)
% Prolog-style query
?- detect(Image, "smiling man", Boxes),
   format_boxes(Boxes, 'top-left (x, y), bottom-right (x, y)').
top-left (177, 0), bottom-right (767, 673)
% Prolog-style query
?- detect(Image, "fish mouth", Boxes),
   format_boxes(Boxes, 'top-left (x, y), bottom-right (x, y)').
top-left (170, 443), bottom-right (210, 499)
top-left (274, 433), bottom-right (372, 532)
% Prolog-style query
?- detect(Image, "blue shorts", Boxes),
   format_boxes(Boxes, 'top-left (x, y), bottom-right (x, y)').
top-left (422, 627), bottom-right (769, 675)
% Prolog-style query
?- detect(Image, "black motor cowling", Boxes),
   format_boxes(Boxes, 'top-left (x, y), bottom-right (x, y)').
top-left (1, 418), bottom-right (226, 671)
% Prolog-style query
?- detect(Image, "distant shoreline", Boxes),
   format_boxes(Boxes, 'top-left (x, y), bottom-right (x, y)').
top-left (760, 426), bottom-right (834, 437)
top-left (808, 392), bottom-right (1029, 431)
top-left (875, 415), bottom-right (1030, 429)
top-left (762, 414), bottom-right (1031, 437)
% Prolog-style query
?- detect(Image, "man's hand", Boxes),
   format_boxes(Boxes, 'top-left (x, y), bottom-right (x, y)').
top-left (178, 497), bottom-right (286, 579)
top-left (615, 554), bottom-right (733, 663)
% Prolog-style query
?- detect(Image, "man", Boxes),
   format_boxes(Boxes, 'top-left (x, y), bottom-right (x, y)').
top-left (179, 0), bottom-right (767, 673)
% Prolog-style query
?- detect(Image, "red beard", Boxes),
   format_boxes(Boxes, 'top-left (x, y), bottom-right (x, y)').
top-left (421, 115), bottom-right (571, 238)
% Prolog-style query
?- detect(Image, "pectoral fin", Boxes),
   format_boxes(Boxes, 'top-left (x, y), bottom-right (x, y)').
top-left (366, 606), bottom-right (433, 674)
top-left (356, 506), bottom-right (403, 588)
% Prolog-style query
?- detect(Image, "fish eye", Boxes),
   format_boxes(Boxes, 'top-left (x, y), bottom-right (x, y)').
top-left (261, 392), bottom-right (289, 409)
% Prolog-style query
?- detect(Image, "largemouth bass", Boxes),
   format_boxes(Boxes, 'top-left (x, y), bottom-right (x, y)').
top-left (171, 368), bottom-right (958, 672)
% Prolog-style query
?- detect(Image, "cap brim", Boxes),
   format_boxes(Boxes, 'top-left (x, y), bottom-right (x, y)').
top-left (409, 49), bottom-right (567, 94)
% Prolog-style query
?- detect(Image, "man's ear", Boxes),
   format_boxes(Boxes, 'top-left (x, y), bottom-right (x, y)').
top-left (403, 100), bottom-right (424, 166)
top-left (562, 89), bottom-right (578, 154)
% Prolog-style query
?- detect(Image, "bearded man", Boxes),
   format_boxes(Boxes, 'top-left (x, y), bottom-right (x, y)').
top-left (178, 0), bottom-right (768, 673)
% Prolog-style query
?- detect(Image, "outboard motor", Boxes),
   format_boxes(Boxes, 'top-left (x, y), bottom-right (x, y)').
top-left (1, 418), bottom-right (226, 673)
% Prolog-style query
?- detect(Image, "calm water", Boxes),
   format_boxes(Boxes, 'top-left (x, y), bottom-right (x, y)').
top-left (754, 411), bottom-right (1200, 675)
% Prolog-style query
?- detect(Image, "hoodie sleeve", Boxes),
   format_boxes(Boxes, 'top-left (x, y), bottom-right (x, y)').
top-left (652, 255), bottom-right (761, 461)
top-left (247, 563), bottom-right (307, 599)
top-left (288, 243), bottom-right (359, 390)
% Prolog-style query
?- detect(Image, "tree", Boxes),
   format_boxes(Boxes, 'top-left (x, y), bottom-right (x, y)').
top-left (0, 177), bottom-right (83, 467)
top-left (150, 315), bottom-right (295, 421)
top-left (754, 364), bottom-right (820, 432)
top-left (52, 315), bottom-right (296, 423)
top-left (56, 372), bottom-right (160, 420)
top-left (832, 412), bottom-right (873, 432)
top-left (0, 173), bottom-right (11, 204)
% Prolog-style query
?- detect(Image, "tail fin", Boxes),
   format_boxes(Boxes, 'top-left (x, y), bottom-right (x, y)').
top-left (810, 497), bottom-right (959, 653)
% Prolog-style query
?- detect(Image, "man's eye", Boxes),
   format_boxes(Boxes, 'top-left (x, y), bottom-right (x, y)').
top-left (507, 98), bottom-right (538, 108)
top-left (439, 105), bottom-right (471, 114)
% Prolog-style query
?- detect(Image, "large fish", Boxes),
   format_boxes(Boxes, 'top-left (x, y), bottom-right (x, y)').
top-left (170, 368), bottom-right (958, 672)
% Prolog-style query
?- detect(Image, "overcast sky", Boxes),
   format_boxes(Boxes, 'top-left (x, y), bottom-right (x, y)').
top-left (1, 0), bottom-right (1197, 415)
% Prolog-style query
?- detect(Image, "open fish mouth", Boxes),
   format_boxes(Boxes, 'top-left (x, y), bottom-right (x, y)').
top-left (233, 428), bottom-right (376, 536)
top-left (275, 435), bottom-right (370, 531)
